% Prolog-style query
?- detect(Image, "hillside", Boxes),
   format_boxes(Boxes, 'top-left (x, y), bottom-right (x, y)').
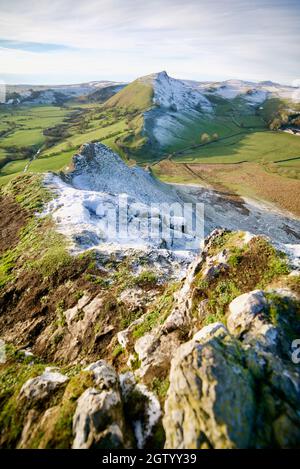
top-left (0, 155), bottom-right (299, 448)
top-left (1, 71), bottom-right (300, 214)
top-left (105, 72), bottom-right (300, 157)
top-left (105, 77), bottom-right (153, 111)
top-left (4, 81), bottom-right (125, 106)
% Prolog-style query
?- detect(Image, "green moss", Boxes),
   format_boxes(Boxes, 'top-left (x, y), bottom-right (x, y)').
top-left (54, 300), bottom-right (67, 327)
top-left (33, 246), bottom-right (72, 278)
top-left (132, 270), bottom-right (158, 288)
top-left (74, 290), bottom-right (85, 302)
top-left (113, 262), bottom-right (135, 290)
top-left (204, 280), bottom-right (241, 326)
top-left (0, 349), bottom-right (47, 447)
top-left (193, 235), bottom-right (291, 328)
top-left (85, 273), bottom-right (109, 287)
top-left (132, 309), bottom-right (161, 339)
top-left (45, 371), bottom-right (94, 449)
top-left (150, 423), bottom-right (166, 449)
top-left (207, 231), bottom-right (244, 256)
top-left (3, 173), bottom-right (53, 213)
top-left (228, 247), bottom-right (245, 267)
top-left (259, 253), bottom-right (290, 286)
top-left (51, 331), bottom-right (64, 345)
top-left (120, 308), bottom-right (144, 329)
top-left (112, 344), bottom-right (124, 359)
top-left (130, 352), bottom-right (141, 371)
top-left (151, 377), bottom-right (170, 400)
top-left (132, 283), bottom-right (178, 338)
top-left (265, 292), bottom-right (300, 342)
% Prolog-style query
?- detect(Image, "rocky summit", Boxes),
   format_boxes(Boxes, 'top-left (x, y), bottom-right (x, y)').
top-left (42, 143), bottom-right (201, 255)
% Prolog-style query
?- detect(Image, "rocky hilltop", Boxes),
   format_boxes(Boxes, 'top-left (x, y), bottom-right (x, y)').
top-left (0, 144), bottom-right (300, 449)
top-left (43, 142), bottom-right (200, 254)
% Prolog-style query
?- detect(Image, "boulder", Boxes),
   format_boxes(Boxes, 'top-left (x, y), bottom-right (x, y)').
top-left (72, 361), bottom-right (126, 449)
top-left (72, 388), bottom-right (124, 449)
top-left (120, 372), bottom-right (161, 449)
top-left (227, 290), bottom-right (279, 347)
top-left (19, 367), bottom-right (68, 403)
top-left (228, 290), bottom-right (268, 334)
top-left (164, 323), bottom-right (255, 449)
top-left (84, 360), bottom-right (119, 390)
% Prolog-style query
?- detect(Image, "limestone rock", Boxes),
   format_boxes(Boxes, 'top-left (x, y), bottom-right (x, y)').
top-left (227, 290), bottom-right (279, 349)
top-left (163, 324), bottom-right (255, 449)
top-left (84, 360), bottom-right (119, 390)
top-left (19, 367), bottom-right (68, 403)
top-left (72, 388), bottom-right (124, 449)
top-left (119, 287), bottom-right (157, 312)
top-left (120, 372), bottom-right (161, 449)
top-left (134, 331), bottom-right (180, 384)
top-left (117, 313), bottom-right (148, 349)
top-left (228, 290), bottom-right (268, 334)
top-left (72, 361), bottom-right (126, 449)
top-left (35, 293), bottom-right (107, 362)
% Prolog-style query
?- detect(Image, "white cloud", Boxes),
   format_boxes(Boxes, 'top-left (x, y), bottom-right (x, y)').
top-left (0, 0), bottom-right (299, 84)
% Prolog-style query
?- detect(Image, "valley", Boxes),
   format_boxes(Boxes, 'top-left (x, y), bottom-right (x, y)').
top-left (1, 72), bottom-right (299, 219)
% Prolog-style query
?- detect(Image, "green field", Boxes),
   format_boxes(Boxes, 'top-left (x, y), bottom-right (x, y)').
top-left (173, 131), bottom-right (300, 167)
top-left (0, 92), bottom-right (300, 190)
top-left (0, 103), bottom-right (131, 185)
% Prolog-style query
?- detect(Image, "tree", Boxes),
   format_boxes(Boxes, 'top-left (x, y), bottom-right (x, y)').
top-left (200, 133), bottom-right (210, 144)
top-left (212, 133), bottom-right (219, 141)
top-left (269, 118), bottom-right (282, 131)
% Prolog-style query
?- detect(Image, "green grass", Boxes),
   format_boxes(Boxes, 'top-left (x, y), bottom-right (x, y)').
top-left (0, 103), bottom-right (131, 184)
top-left (46, 119), bottom-right (127, 153)
top-left (153, 96), bottom-right (300, 170)
top-left (0, 344), bottom-right (93, 449)
top-left (0, 105), bottom-right (71, 148)
top-left (0, 105), bottom-right (75, 183)
top-left (172, 131), bottom-right (300, 166)
top-left (0, 148), bottom-right (9, 164)
top-left (192, 233), bottom-right (291, 328)
top-left (29, 150), bottom-right (75, 172)
top-left (0, 346), bottom-right (47, 448)
top-left (132, 283), bottom-right (178, 338)
top-left (157, 95), bottom-right (267, 155)
top-left (0, 159), bottom-right (29, 175)
top-left (132, 270), bottom-right (158, 287)
top-left (1, 128), bottom-right (46, 148)
top-left (105, 79), bottom-right (153, 111)
top-left (0, 174), bottom-right (63, 288)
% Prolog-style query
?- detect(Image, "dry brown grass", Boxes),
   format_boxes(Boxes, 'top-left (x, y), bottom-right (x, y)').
top-left (154, 160), bottom-right (300, 217)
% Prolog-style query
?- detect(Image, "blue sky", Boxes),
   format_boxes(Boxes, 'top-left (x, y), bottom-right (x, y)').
top-left (0, 0), bottom-right (299, 85)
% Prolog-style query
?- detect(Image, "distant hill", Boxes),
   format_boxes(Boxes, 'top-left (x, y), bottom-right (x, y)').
top-left (4, 81), bottom-right (126, 106)
top-left (102, 71), bottom-right (300, 160)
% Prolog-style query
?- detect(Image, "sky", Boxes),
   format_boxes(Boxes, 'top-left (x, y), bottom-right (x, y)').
top-left (0, 0), bottom-right (299, 85)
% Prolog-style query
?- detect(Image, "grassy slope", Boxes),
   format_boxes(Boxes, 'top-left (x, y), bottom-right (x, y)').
top-left (104, 79), bottom-right (155, 159)
top-left (105, 79), bottom-right (153, 111)
top-left (160, 95), bottom-right (268, 154)
top-left (172, 131), bottom-right (300, 165)
top-left (151, 95), bottom-right (300, 215)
